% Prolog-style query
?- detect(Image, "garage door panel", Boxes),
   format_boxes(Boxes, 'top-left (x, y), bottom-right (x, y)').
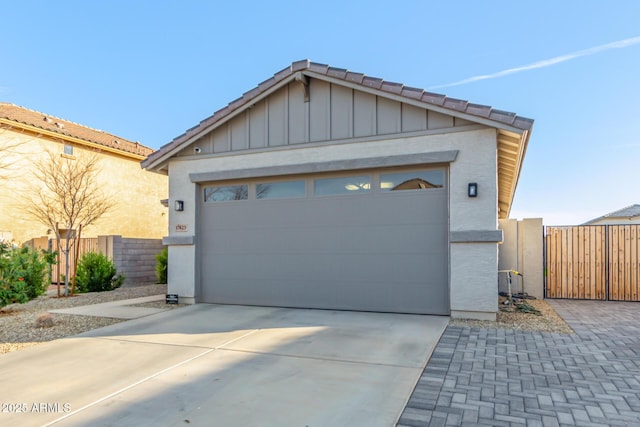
top-left (200, 174), bottom-right (449, 315)
top-left (206, 191), bottom-right (447, 229)
top-left (207, 251), bottom-right (443, 284)
top-left (206, 223), bottom-right (445, 256)
top-left (202, 277), bottom-right (448, 315)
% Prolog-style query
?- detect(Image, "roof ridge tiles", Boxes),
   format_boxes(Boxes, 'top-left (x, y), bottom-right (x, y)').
top-left (345, 72), bottom-right (365, 84)
top-left (291, 59), bottom-right (310, 72)
top-left (308, 61), bottom-right (329, 74)
top-left (401, 86), bottom-right (425, 100)
top-left (362, 76), bottom-right (384, 89)
top-left (380, 81), bottom-right (404, 94)
top-left (488, 109), bottom-right (517, 125)
top-left (326, 66), bottom-right (348, 79)
top-left (421, 92), bottom-right (447, 105)
top-left (443, 98), bottom-right (469, 111)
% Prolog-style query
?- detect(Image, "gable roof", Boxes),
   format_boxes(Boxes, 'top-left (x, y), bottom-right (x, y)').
top-left (142, 60), bottom-right (534, 218)
top-left (583, 204), bottom-right (640, 224)
top-left (0, 103), bottom-right (153, 159)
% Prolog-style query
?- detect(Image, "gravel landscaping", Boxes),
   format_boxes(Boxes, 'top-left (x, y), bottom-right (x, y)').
top-left (449, 297), bottom-right (574, 334)
top-left (0, 286), bottom-right (572, 356)
top-left (0, 284), bottom-right (174, 354)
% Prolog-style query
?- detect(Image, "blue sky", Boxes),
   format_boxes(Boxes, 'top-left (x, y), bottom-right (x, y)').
top-left (2, 1), bottom-right (639, 225)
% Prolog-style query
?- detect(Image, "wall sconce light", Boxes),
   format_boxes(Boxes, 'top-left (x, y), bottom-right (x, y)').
top-left (174, 200), bottom-right (184, 211)
top-left (468, 183), bottom-right (478, 198)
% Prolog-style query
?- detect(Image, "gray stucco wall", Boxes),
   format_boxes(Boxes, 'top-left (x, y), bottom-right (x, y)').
top-left (165, 127), bottom-right (502, 319)
top-left (498, 218), bottom-right (544, 299)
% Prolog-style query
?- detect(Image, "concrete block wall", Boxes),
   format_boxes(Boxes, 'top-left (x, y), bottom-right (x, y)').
top-left (498, 218), bottom-right (544, 299)
top-left (99, 235), bottom-right (165, 285)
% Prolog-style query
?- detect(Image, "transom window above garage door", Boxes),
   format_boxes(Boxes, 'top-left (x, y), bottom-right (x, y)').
top-left (257, 180), bottom-right (306, 199)
top-left (203, 168), bottom-right (445, 203)
top-left (204, 185), bottom-right (248, 202)
top-left (315, 175), bottom-right (371, 196)
top-left (381, 170), bottom-right (444, 191)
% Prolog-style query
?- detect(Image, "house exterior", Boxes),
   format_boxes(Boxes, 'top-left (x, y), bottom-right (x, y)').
top-left (0, 103), bottom-right (168, 243)
top-left (583, 205), bottom-right (640, 225)
top-left (142, 60), bottom-right (533, 320)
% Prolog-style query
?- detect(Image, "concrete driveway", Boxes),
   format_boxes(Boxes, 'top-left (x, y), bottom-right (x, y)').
top-left (0, 304), bottom-right (448, 427)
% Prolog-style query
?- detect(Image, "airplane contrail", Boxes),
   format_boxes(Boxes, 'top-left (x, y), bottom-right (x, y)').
top-left (428, 36), bottom-right (640, 90)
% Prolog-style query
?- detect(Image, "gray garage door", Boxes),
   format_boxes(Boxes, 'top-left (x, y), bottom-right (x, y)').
top-left (198, 168), bottom-right (449, 315)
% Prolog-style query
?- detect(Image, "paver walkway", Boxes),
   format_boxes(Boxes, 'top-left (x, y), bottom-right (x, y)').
top-left (397, 300), bottom-right (640, 426)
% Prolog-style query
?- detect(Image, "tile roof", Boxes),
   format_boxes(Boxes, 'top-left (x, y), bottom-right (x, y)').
top-left (584, 204), bottom-right (640, 224)
top-left (0, 103), bottom-right (153, 157)
top-left (144, 59), bottom-right (534, 169)
top-left (143, 60), bottom-right (535, 217)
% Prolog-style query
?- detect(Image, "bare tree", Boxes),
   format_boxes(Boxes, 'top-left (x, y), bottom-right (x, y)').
top-left (0, 126), bottom-right (23, 180)
top-left (26, 149), bottom-right (114, 295)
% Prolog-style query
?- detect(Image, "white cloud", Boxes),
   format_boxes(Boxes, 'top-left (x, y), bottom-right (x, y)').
top-left (429, 36), bottom-right (640, 90)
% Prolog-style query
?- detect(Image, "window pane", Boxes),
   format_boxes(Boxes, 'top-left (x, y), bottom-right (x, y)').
top-left (257, 181), bottom-right (305, 199)
top-left (63, 145), bottom-right (73, 155)
top-left (314, 176), bottom-right (371, 196)
top-left (204, 185), bottom-right (248, 202)
top-left (380, 170), bottom-right (444, 191)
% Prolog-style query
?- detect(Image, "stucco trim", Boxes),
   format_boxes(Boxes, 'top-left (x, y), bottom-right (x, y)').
top-left (188, 150), bottom-right (458, 183)
top-left (450, 230), bottom-right (503, 243)
top-left (162, 235), bottom-right (195, 245)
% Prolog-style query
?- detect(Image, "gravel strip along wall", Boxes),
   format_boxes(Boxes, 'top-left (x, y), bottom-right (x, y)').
top-left (0, 284), bottom-right (170, 354)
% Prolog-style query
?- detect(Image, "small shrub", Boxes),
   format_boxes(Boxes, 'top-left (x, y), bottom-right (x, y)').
top-left (0, 242), bottom-right (53, 308)
top-left (75, 252), bottom-right (125, 293)
top-left (155, 247), bottom-right (168, 284)
top-left (35, 313), bottom-right (55, 328)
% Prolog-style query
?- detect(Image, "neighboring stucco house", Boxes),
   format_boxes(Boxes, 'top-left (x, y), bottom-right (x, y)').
top-left (142, 60), bottom-right (533, 320)
top-left (583, 205), bottom-right (640, 225)
top-left (0, 103), bottom-right (168, 243)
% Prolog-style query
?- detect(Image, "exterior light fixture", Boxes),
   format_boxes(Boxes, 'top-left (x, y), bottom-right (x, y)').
top-left (468, 183), bottom-right (478, 198)
top-left (174, 200), bottom-right (184, 211)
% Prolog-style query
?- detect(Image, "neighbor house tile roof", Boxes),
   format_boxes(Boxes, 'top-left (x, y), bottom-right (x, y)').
top-left (0, 103), bottom-right (153, 157)
top-left (584, 204), bottom-right (640, 224)
top-left (144, 59), bottom-right (533, 168)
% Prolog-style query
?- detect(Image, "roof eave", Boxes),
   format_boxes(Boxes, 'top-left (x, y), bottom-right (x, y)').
top-left (302, 70), bottom-right (533, 134)
top-left (498, 127), bottom-right (532, 219)
top-left (0, 118), bottom-right (148, 161)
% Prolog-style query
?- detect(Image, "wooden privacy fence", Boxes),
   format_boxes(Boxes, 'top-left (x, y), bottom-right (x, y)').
top-left (24, 237), bottom-right (99, 283)
top-left (52, 238), bottom-right (99, 283)
top-left (23, 235), bottom-right (164, 285)
top-left (545, 225), bottom-right (640, 301)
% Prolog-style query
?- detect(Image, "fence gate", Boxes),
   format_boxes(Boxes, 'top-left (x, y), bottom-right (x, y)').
top-left (545, 225), bottom-right (640, 301)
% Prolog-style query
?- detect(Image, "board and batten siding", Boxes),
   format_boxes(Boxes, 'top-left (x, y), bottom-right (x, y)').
top-left (178, 79), bottom-right (475, 156)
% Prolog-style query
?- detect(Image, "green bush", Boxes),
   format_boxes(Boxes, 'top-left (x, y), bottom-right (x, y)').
top-left (155, 247), bottom-right (168, 284)
top-left (75, 252), bottom-right (125, 293)
top-left (0, 242), bottom-right (53, 308)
